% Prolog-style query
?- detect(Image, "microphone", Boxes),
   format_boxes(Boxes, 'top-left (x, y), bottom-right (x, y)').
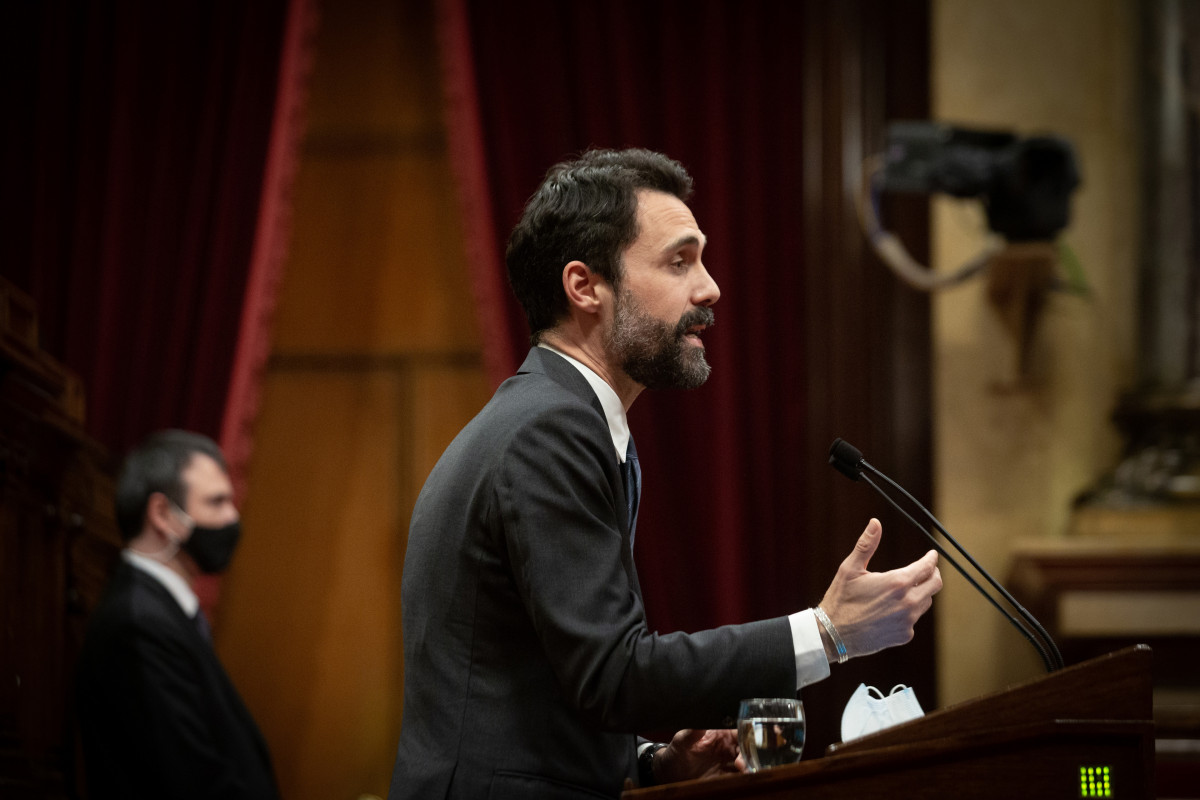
top-left (828, 438), bottom-right (1063, 672)
top-left (828, 438), bottom-right (865, 481)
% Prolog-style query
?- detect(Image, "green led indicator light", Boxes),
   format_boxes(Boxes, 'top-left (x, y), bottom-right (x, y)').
top-left (1079, 766), bottom-right (1112, 798)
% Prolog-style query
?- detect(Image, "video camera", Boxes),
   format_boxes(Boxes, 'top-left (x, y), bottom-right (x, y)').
top-left (880, 121), bottom-right (1080, 242)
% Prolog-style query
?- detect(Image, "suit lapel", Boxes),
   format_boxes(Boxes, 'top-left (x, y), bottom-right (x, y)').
top-left (121, 561), bottom-right (275, 768)
top-left (121, 562), bottom-right (209, 647)
top-left (518, 347), bottom-right (642, 596)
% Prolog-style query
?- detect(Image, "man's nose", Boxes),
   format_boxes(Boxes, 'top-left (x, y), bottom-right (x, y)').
top-left (694, 263), bottom-right (720, 306)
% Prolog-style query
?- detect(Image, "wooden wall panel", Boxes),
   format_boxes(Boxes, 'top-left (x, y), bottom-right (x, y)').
top-left (409, 365), bottom-right (494, 490)
top-left (273, 154), bottom-right (476, 354)
top-left (932, 0), bottom-right (1142, 706)
top-left (214, 1), bottom-right (490, 798)
top-left (303, 0), bottom-right (443, 135)
top-left (219, 360), bottom-right (489, 799)
top-left (218, 371), bottom-right (408, 800)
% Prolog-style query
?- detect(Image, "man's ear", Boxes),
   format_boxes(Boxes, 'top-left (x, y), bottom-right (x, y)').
top-left (145, 492), bottom-right (179, 535)
top-left (561, 260), bottom-right (609, 316)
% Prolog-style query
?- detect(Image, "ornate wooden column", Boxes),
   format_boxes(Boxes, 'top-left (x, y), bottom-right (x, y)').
top-left (0, 278), bottom-right (118, 799)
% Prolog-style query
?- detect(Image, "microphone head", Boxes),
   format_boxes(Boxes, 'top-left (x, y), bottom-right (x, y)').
top-left (828, 438), bottom-right (864, 481)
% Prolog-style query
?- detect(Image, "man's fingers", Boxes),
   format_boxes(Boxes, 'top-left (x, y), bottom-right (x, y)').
top-left (904, 550), bottom-right (941, 589)
top-left (671, 729), bottom-right (703, 748)
top-left (841, 518), bottom-right (882, 573)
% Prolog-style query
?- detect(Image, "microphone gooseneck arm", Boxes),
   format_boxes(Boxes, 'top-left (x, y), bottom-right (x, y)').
top-left (828, 438), bottom-right (1063, 672)
top-left (858, 470), bottom-right (1060, 673)
top-left (862, 461), bottom-right (1063, 671)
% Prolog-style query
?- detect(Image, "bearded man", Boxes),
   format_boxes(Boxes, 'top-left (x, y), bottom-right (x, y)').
top-left (389, 149), bottom-right (941, 800)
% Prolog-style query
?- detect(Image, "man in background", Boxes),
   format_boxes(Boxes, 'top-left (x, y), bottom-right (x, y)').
top-left (390, 148), bottom-right (942, 799)
top-left (75, 429), bottom-right (278, 799)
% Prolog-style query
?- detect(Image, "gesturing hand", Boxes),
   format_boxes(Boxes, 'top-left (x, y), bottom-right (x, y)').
top-left (818, 518), bottom-right (942, 660)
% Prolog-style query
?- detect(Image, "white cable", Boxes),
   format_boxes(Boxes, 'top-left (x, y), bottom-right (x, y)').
top-left (857, 155), bottom-right (1005, 292)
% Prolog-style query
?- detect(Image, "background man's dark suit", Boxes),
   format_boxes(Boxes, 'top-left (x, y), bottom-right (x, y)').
top-left (76, 560), bottom-right (279, 800)
top-left (391, 347), bottom-right (796, 800)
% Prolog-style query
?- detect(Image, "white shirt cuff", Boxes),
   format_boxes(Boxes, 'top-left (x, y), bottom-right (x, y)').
top-left (788, 608), bottom-right (831, 689)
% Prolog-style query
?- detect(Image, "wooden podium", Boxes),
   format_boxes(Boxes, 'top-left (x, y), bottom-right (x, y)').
top-left (623, 646), bottom-right (1154, 799)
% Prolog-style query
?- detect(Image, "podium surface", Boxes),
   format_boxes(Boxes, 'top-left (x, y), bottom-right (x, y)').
top-left (624, 646), bottom-right (1154, 799)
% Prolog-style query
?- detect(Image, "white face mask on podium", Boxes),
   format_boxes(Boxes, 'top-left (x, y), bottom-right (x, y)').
top-left (840, 683), bottom-right (925, 742)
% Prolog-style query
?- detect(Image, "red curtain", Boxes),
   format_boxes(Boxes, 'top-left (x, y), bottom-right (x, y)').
top-left (2, 1), bottom-right (311, 470)
top-left (440, 0), bottom-right (934, 751)
top-left (219, 0), bottom-right (317, 498)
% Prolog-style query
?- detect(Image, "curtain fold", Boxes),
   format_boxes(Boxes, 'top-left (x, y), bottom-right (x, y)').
top-left (437, 0), bottom-right (522, 387)
top-left (2, 1), bottom-right (297, 460)
top-left (219, 0), bottom-right (318, 499)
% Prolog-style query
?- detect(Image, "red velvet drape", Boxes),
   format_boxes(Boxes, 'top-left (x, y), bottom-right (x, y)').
top-left (2, 1), bottom-right (308, 470)
top-left (220, 0), bottom-right (317, 498)
top-left (440, 0), bottom-right (935, 752)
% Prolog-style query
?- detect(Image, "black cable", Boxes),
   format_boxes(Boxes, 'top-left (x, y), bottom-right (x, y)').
top-left (828, 438), bottom-right (1063, 671)
top-left (868, 464), bottom-right (1063, 670)
top-left (859, 473), bottom-right (1059, 673)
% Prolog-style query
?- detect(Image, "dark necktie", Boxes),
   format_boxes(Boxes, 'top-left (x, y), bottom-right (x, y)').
top-left (194, 609), bottom-right (213, 643)
top-left (622, 438), bottom-right (642, 550)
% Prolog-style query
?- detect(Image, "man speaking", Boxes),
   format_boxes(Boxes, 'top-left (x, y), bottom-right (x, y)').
top-left (390, 148), bottom-right (942, 799)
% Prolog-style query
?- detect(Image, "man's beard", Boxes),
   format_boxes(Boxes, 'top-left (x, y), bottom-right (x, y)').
top-left (606, 288), bottom-right (715, 390)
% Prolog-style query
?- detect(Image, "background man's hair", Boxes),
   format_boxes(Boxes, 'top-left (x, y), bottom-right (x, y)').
top-left (505, 148), bottom-right (694, 341)
top-left (113, 429), bottom-right (227, 542)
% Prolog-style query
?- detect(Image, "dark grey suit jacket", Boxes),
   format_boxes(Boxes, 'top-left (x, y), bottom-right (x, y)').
top-left (390, 347), bottom-right (795, 799)
top-left (75, 560), bottom-right (279, 800)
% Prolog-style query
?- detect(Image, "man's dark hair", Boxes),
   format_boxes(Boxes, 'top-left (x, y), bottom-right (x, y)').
top-left (113, 430), bottom-right (227, 542)
top-left (505, 148), bottom-right (694, 342)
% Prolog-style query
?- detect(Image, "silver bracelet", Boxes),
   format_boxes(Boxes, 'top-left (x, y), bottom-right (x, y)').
top-left (814, 606), bottom-right (849, 664)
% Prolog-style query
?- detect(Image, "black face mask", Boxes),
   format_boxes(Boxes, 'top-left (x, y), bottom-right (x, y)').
top-left (181, 521), bottom-right (242, 574)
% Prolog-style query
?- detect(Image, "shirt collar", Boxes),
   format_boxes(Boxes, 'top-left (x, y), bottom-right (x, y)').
top-left (122, 549), bottom-right (200, 617)
top-left (538, 343), bottom-right (630, 462)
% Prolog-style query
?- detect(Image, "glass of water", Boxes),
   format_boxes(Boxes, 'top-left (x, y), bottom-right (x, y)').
top-left (736, 697), bottom-right (806, 772)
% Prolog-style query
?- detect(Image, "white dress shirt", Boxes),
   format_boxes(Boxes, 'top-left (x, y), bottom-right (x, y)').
top-left (123, 548), bottom-right (200, 618)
